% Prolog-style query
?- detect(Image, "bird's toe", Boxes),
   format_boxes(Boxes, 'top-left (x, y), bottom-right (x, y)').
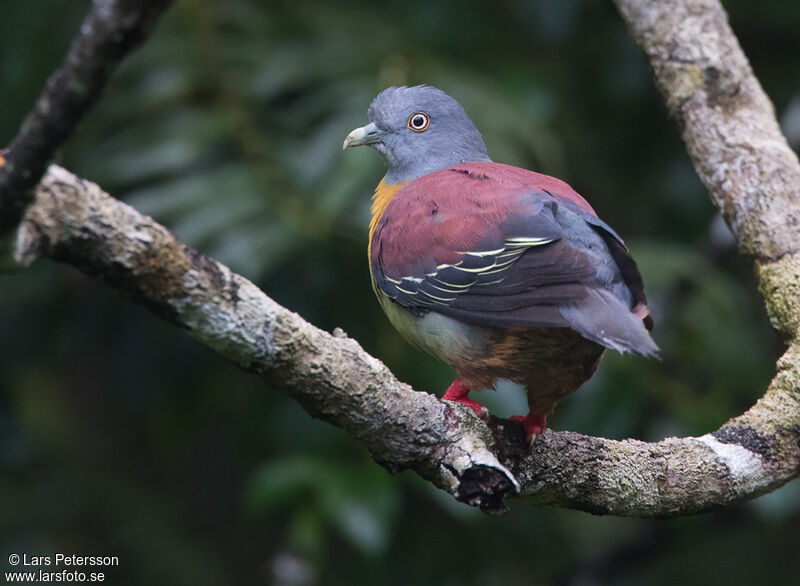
top-left (510, 414), bottom-right (547, 446)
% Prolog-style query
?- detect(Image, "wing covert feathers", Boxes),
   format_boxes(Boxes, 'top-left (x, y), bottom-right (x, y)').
top-left (370, 162), bottom-right (659, 356)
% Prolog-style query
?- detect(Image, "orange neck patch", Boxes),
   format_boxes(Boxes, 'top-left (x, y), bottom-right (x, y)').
top-left (367, 177), bottom-right (407, 279)
top-left (369, 177), bottom-right (407, 243)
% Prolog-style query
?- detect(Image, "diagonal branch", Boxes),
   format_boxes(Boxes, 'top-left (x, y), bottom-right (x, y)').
top-left (9, 165), bottom-right (521, 513)
top-left (0, 0), bottom-right (173, 237)
top-left (1, 0), bottom-right (799, 516)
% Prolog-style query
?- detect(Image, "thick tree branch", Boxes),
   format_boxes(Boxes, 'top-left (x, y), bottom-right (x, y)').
top-left (1, 0), bottom-right (799, 516)
top-left (0, 0), bottom-right (173, 237)
top-left (8, 166), bottom-right (520, 513)
top-left (5, 165), bottom-right (798, 516)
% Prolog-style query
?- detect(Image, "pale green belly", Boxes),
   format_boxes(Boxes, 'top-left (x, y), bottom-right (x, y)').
top-left (377, 291), bottom-right (488, 367)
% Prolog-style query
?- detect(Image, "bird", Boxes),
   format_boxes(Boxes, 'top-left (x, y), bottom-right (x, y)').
top-left (343, 85), bottom-right (658, 444)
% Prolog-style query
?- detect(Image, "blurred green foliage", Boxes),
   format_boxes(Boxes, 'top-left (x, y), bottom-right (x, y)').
top-left (1, 0), bottom-right (799, 584)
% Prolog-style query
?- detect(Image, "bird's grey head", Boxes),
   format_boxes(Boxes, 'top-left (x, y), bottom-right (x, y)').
top-left (343, 85), bottom-right (491, 184)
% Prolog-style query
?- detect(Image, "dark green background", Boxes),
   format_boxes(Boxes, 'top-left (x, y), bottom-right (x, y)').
top-left (2, 1), bottom-right (799, 584)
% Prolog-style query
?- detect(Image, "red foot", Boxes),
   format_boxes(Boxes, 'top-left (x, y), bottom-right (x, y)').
top-left (442, 379), bottom-right (489, 419)
top-left (510, 413), bottom-right (547, 445)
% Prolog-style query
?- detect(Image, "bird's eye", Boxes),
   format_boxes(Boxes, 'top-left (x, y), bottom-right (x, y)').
top-left (407, 112), bottom-right (430, 132)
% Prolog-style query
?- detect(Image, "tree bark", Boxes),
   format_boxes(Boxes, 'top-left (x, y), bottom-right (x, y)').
top-left (2, 0), bottom-right (799, 516)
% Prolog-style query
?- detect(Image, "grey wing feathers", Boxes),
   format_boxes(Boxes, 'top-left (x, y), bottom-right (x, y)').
top-left (559, 288), bottom-right (660, 358)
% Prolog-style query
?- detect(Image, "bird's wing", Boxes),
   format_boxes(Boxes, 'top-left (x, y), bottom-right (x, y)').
top-left (370, 162), bottom-right (658, 357)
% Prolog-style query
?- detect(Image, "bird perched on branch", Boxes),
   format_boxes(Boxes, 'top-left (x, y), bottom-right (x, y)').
top-left (343, 85), bottom-right (658, 444)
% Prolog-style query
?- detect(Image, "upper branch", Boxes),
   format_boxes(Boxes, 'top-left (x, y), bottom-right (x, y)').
top-left (0, 0), bottom-right (173, 236)
top-left (614, 0), bottom-right (800, 265)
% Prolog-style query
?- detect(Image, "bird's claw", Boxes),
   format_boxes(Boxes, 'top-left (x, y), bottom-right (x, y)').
top-left (441, 379), bottom-right (489, 420)
top-left (509, 414), bottom-right (546, 447)
top-left (464, 399), bottom-right (490, 420)
top-left (526, 432), bottom-right (539, 449)
top-left (443, 396), bottom-right (489, 420)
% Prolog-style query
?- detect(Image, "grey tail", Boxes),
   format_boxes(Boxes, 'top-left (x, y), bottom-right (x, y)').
top-left (559, 288), bottom-right (661, 359)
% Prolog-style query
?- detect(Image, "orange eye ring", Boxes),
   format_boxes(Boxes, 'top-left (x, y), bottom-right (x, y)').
top-left (407, 112), bottom-right (430, 132)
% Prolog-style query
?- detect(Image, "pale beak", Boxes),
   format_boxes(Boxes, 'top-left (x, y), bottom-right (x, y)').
top-left (342, 122), bottom-right (386, 150)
